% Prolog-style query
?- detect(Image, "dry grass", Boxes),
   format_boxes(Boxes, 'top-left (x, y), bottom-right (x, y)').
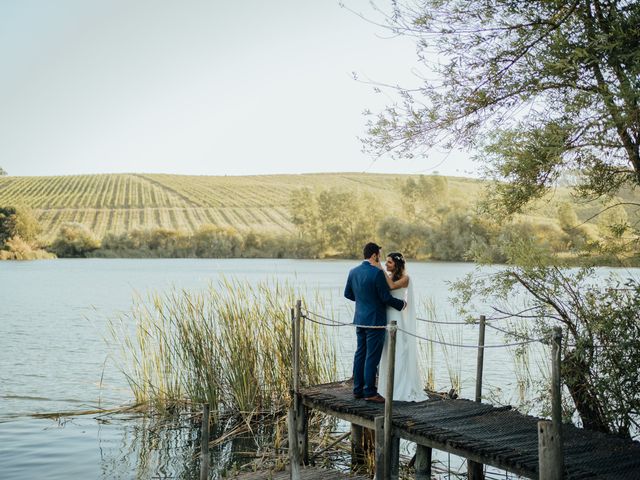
top-left (108, 278), bottom-right (337, 421)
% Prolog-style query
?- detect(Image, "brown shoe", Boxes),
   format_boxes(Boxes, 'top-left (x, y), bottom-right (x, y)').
top-left (364, 394), bottom-right (385, 404)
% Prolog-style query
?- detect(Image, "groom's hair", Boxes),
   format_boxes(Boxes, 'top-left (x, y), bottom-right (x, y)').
top-left (363, 242), bottom-right (381, 259)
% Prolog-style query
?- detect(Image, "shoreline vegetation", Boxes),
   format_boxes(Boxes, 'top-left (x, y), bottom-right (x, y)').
top-left (1, 172), bottom-right (639, 266)
top-left (106, 279), bottom-right (342, 476)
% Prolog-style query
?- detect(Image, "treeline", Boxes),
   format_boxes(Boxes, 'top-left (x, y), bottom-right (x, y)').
top-left (1, 175), bottom-right (637, 263)
top-left (48, 223), bottom-right (318, 259)
top-left (289, 176), bottom-right (637, 264)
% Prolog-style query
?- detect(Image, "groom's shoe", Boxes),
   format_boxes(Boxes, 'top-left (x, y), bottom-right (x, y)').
top-left (364, 394), bottom-right (385, 404)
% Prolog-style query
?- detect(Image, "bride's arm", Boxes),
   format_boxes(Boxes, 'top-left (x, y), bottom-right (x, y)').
top-left (385, 273), bottom-right (409, 290)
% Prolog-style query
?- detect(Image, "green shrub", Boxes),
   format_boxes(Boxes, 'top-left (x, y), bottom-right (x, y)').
top-left (49, 222), bottom-right (100, 257)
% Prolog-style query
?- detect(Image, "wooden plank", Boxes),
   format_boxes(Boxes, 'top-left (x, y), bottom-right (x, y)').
top-left (301, 397), bottom-right (375, 429)
top-left (299, 382), bottom-right (640, 480)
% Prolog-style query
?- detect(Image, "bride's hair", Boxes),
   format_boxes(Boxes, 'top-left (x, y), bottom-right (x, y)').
top-left (387, 252), bottom-right (406, 282)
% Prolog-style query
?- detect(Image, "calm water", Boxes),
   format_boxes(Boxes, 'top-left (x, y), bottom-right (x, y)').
top-left (1, 259), bottom-right (635, 479)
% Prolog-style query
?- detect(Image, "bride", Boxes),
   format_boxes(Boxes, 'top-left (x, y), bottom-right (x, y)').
top-left (377, 252), bottom-right (426, 401)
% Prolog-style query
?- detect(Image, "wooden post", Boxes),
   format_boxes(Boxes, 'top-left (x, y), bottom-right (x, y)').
top-left (351, 424), bottom-right (365, 469)
top-left (375, 416), bottom-right (385, 480)
top-left (293, 300), bottom-right (302, 396)
top-left (475, 315), bottom-right (486, 403)
top-left (551, 327), bottom-right (563, 442)
top-left (296, 395), bottom-right (308, 465)
top-left (538, 327), bottom-right (563, 479)
top-left (415, 444), bottom-right (432, 480)
top-left (384, 321), bottom-right (397, 480)
top-left (390, 436), bottom-right (400, 480)
top-left (291, 301), bottom-right (307, 465)
top-left (200, 404), bottom-right (209, 480)
top-left (538, 421), bottom-right (562, 480)
top-left (288, 407), bottom-right (301, 480)
top-left (468, 315), bottom-right (486, 479)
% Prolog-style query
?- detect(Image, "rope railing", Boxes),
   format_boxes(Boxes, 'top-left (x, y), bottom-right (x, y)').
top-left (303, 308), bottom-right (546, 348)
top-left (303, 311), bottom-right (387, 329)
top-left (396, 326), bottom-right (545, 349)
top-left (416, 316), bottom-right (472, 325)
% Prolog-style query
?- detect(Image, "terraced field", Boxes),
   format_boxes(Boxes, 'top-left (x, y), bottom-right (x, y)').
top-left (0, 173), bottom-right (487, 241)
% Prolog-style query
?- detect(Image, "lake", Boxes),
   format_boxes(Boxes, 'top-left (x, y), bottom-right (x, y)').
top-left (1, 259), bottom-right (635, 479)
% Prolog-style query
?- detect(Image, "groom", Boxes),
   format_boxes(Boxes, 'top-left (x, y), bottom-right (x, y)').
top-left (344, 242), bottom-right (406, 403)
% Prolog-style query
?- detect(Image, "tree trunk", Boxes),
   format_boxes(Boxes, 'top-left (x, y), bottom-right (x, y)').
top-left (563, 351), bottom-right (610, 434)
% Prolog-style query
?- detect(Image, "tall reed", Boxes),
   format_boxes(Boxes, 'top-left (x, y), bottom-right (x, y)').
top-left (108, 278), bottom-right (337, 419)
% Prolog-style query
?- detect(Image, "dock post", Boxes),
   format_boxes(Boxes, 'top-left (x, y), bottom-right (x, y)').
top-left (288, 406), bottom-right (301, 480)
top-left (375, 416), bottom-right (385, 480)
top-left (390, 435), bottom-right (400, 480)
top-left (351, 424), bottom-right (365, 469)
top-left (474, 315), bottom-right (486, 403)
top-left (296, 395), bottom-right (308, 465)
top-left (538, 327), bottom-right (563, 479)
top-left (415, 444), bottom-right (432, 480)
top-left (200, 403), bottom-right (209, 480)
top-left (291, 300), bottom-right (309, 465)
top-left (469, 315), bottom-right (486, 479)
top-left (293, 300), bottom-right (301, 396)
top-left (384, 321), bottom-right (398, 480)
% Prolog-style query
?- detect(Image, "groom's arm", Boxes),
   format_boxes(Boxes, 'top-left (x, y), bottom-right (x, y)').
top-left (344, 271), bottom-right (355, 301)
top-left (375, 270), bottom-right (405, 311)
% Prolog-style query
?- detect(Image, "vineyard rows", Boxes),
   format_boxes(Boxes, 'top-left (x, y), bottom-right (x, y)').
top-left (0, 172), bottom-right (486, 241)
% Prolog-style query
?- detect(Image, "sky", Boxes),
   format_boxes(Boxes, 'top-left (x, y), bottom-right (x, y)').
top-left (0, 0), bottom-right (477, 178)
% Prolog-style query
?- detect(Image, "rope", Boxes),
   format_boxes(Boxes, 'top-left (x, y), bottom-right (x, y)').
top-left (416, 316), bottom-right (473, 325)
top-left (484, 322), bottom-right (539, 341)
top-left (302, 312), bottom-right (387, 330)
top-left (396, 326), bottom-right (544, 349)
top-left (303, 309), bottom-right (341, 323)
top-left (303, 308), bottom-right (545, 346)
top-left (302, 314), bottom-right (352, 328)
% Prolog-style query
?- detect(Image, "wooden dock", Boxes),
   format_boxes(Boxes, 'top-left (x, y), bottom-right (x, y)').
top-left (299, 381), bottom-right (640, 479)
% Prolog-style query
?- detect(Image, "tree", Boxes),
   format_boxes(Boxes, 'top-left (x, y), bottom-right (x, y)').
top-left (0, 167), bottom-right (6, 176)
top-left (400, 175), bottom-right (450, 224)
top-left (453, 262), bottom-right (640, 439)
top-left (49, 223), bottom-right (100, 257)
top-left (289, 188), bottom-right (377, 258)
top-left (362, 1), bottom-right (640, 438)
top-left (365, 0), bottom-right (640, 212)
top-left (0, 206), bottom-right (41, 247)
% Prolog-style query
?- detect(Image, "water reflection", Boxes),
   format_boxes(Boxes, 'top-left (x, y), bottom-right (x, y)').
top-left (94, 411), bottom-right (284, 480)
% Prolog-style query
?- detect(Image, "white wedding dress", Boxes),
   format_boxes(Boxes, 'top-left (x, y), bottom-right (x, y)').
top-left (378, 280), bottom-right (426, 401)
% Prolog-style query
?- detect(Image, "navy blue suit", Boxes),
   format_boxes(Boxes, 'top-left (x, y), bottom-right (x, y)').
top-left (344, 261), bottom-right (405, 397)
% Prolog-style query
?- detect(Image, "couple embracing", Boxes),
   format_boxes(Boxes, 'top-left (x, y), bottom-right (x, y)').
top-left (344, 242), bottom-right (424, 404)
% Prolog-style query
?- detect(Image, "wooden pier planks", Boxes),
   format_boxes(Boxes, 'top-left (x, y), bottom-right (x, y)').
top-left (300, 381), bottom-right (640, 479)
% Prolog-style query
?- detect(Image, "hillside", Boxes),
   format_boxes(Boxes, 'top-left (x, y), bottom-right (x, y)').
top-left (0, 173), bottom-right (488, 241)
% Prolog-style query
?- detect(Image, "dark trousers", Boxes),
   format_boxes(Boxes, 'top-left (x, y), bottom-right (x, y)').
top-left (353, 326), bottom-right (386, 398)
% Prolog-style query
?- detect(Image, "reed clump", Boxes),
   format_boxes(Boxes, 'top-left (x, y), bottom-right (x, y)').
top-left (109, 278), bottom-right (336, 420)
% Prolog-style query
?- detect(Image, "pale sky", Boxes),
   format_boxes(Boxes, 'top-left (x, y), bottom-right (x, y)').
top-left (0, 0), bottom-right (477, 178)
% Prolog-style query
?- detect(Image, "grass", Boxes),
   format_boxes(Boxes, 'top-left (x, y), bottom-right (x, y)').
top-left (108, 278), bottom-right (337, 420)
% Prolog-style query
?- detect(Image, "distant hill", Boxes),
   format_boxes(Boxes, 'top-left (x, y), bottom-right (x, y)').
top-left (0, 173), bottom-right (487, 241)
top-left (2, 172), bottom-right (635, 244)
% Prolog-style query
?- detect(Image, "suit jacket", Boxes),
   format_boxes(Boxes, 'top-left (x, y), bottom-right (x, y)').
top-left (344, 261), bottom-right (405, 326)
